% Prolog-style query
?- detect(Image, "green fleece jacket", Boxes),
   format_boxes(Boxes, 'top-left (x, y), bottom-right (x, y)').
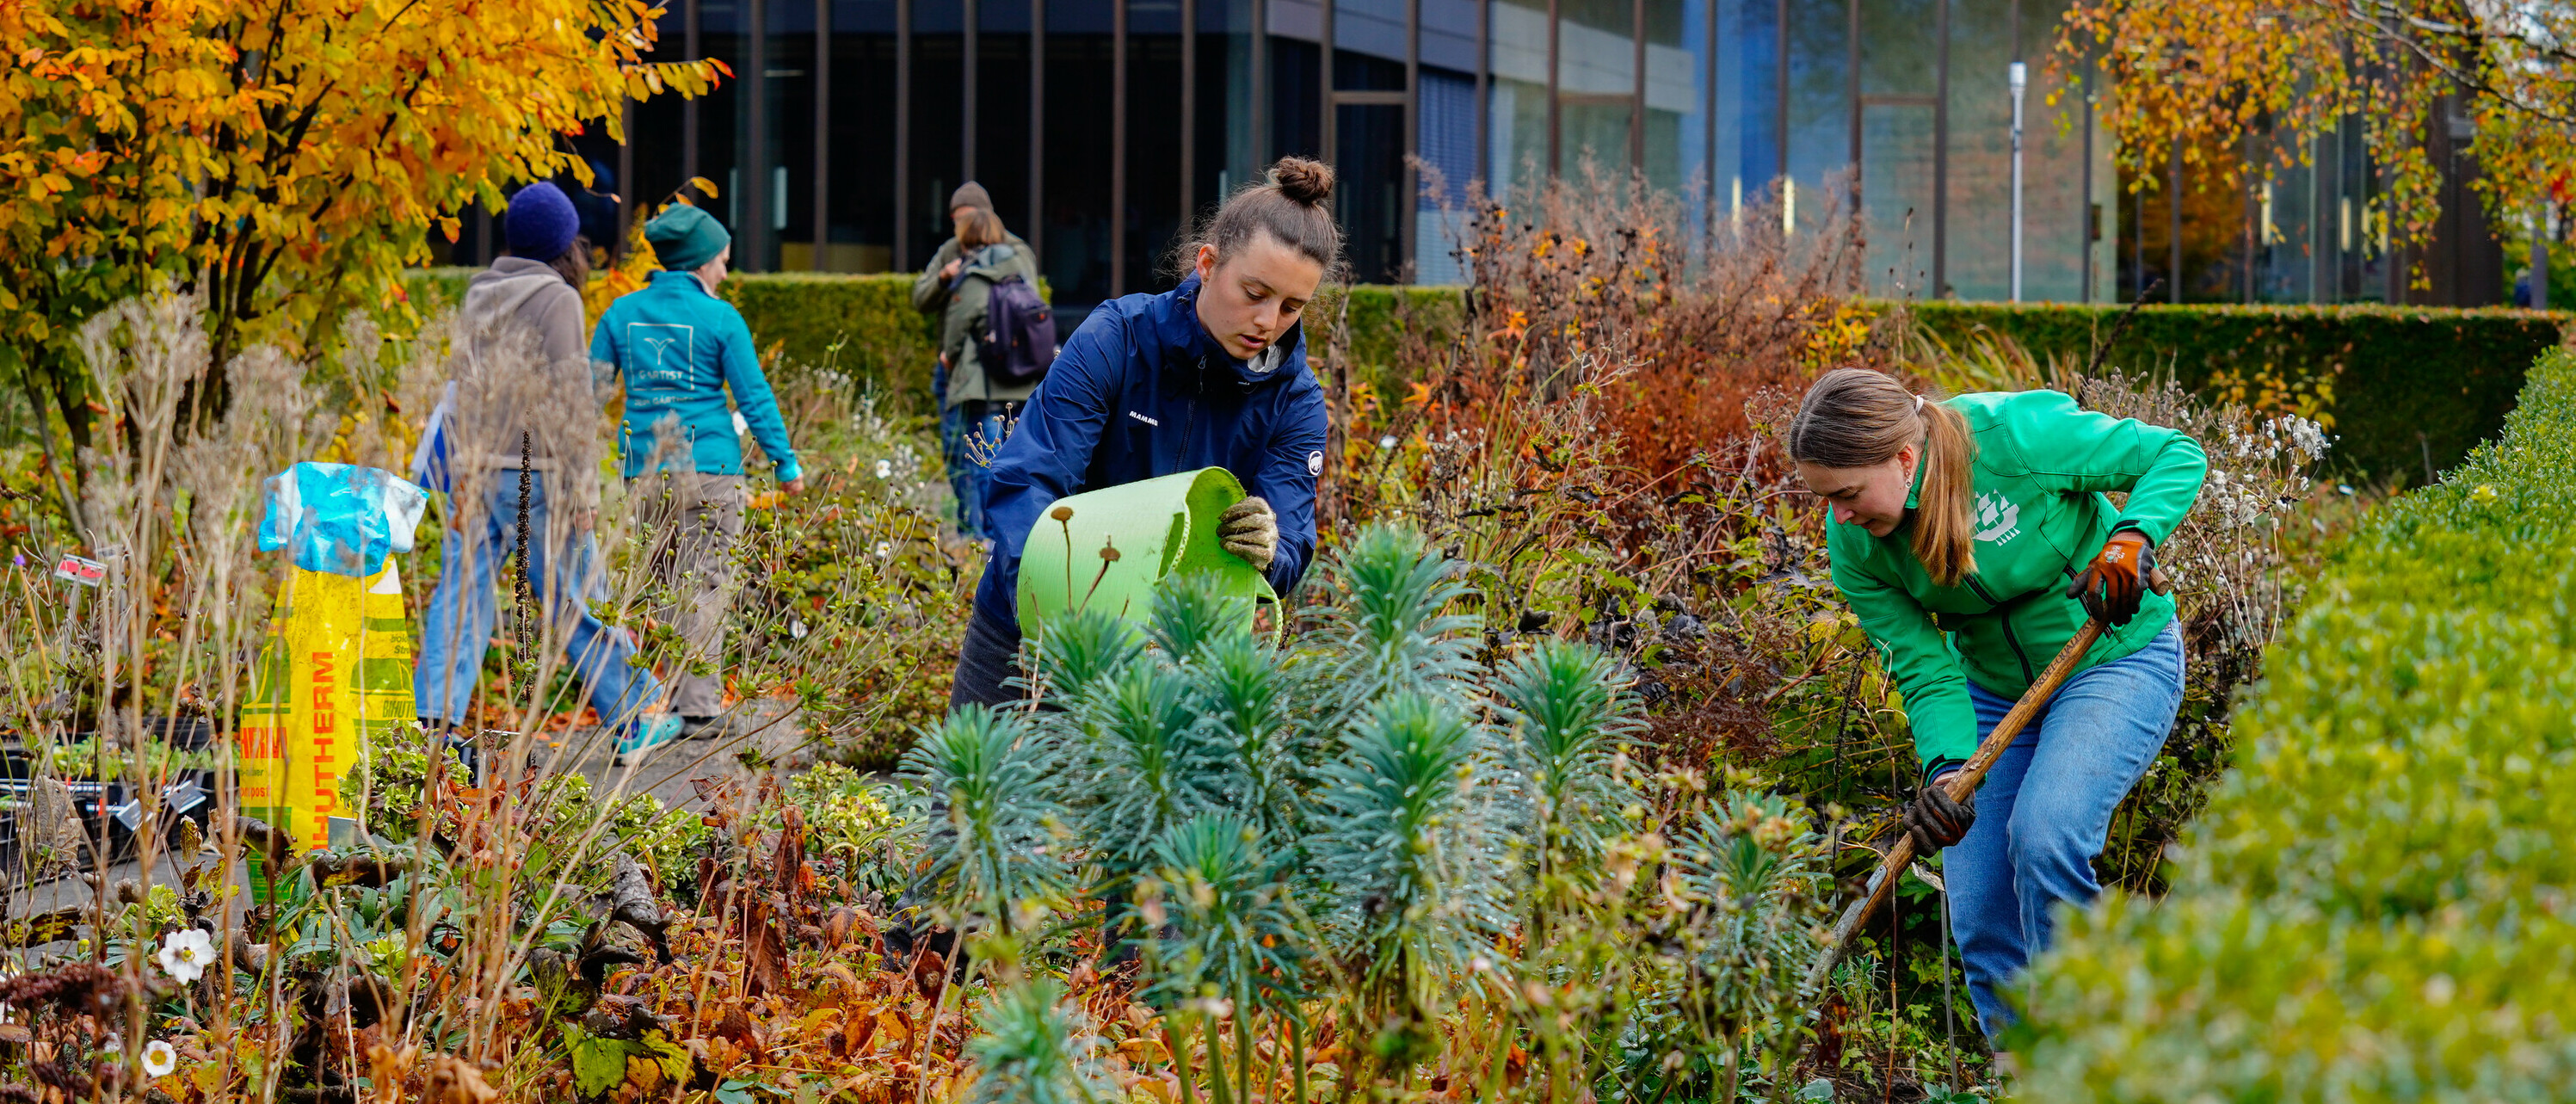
top-left (1827, 389), bottom-right (2208, 773)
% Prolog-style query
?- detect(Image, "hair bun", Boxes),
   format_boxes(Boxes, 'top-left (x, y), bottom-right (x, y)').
top-left (1270, 157), bottom-right (1334, 207)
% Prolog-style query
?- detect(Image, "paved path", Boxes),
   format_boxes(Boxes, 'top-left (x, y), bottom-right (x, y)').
top-left (542, 696), bottom-right (810, 809)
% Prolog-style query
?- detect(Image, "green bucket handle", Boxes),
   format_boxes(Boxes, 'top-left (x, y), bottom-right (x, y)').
top-left (1016, 467), bottom-right (1281, 642)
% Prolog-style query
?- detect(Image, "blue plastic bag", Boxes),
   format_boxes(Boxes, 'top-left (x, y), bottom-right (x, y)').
top-left (257, 463), bottom-right (428, 577)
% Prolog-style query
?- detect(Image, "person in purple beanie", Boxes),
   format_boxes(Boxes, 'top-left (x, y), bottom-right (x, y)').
top-left (415, 182), bottom-right (682, 770)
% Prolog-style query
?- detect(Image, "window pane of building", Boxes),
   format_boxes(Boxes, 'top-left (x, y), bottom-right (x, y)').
top-left (583, 0), bottom-right (2415, 307)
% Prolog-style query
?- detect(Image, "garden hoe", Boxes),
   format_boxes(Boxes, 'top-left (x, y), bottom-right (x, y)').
top-left (1799, 568), bottom-right (2172, 997)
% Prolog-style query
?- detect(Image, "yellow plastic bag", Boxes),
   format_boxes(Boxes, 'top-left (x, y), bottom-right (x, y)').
top-left (237, 559), bottom-right (415, 890)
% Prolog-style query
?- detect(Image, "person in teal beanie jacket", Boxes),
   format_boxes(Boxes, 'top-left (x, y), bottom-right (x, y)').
top-left (590, 204), bottom-right (805, 757)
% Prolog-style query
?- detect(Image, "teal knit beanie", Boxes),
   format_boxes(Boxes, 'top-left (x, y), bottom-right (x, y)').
top-left (646, 204), bottom-right (731, 271)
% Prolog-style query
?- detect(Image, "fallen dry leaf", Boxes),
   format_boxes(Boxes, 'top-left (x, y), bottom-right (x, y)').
top-left (422, 1054), bottom-right (498, 1104)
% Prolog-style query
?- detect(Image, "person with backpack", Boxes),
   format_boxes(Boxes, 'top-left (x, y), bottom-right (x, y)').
top-left (911, 181), bottom-right (1032, 316)
top-left (915, 183), bottom-right (1044, 539)
top-left (415, 182), bottom-right (682, 765)
top-left (935, 208), bottom-right (1052, 540)
top-left (589, 203), bottom-right (805, 761)
top-left (946, 157), bottom-right (1337, 708)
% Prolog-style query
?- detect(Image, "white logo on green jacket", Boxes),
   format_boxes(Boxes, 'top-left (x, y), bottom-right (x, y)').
top-left (1974, 491), bottom-right (2022, 545)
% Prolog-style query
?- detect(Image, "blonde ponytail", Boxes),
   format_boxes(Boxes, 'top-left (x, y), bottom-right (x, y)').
top-left (1908, 401), bottom-right (1976, 586)
top-left (1784, 367), bottom-right (1981, 586)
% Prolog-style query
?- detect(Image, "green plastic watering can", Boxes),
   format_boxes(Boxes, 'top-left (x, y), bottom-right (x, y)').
top-left (1017, 467), bottom-right (1279, 638)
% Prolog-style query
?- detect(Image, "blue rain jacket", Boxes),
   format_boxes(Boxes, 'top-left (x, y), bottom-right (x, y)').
top-left (973, 273), bottom-right (1331, 627)
top-left (590, 270), bottom-right (803, 483)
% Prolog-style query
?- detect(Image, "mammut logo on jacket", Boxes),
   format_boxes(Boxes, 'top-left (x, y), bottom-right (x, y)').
top-left (1973, 491), bottom-right (2022, 545)
top-left (1127, 410), bottom-right (1161, 427)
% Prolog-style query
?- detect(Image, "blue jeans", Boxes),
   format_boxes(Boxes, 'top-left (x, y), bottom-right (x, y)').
top-left (414, 472), bottom-right (662, 734)
top-left (938, 393), bottom-right (1020, 541)
top-left (1943, 620), bottom-right (2184, 1039)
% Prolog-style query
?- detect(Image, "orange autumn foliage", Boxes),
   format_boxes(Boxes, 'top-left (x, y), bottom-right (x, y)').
top-left (2060, 0), bottom-right (2576, 283)
top-left (0, 0), bottom-right (725, 442)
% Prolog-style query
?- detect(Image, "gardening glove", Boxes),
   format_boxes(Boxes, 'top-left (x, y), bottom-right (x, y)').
top-left (2067, 527), bottom-right (2155, 627)
top-left (1219, 496), bottom-right (1279, 571)
top-left (1905, 774), bottom-right (1975, 854)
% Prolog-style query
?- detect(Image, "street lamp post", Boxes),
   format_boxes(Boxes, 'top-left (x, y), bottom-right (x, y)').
top-left (2009, 60), bottom-right (2026, 302)
top-left (2536, 205), bottom-right (2554, 311)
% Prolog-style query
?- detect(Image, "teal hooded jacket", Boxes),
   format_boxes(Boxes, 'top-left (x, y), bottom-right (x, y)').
top-left (590, 270), bottom-right (803, 483)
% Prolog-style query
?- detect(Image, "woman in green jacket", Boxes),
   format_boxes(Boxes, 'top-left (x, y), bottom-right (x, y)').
top-left (938, 208), bottom-right (1042, 540)
top-left (1787, 367), bottom-right (2207, 1042)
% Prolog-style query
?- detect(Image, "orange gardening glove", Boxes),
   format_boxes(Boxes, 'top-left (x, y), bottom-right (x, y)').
top-left (2067, 527), bottom-right (2155, 626)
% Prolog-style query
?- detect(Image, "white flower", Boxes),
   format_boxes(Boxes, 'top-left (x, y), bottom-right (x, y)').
top-left (157, 928), bottom-right (214, 984)
top-left (874, 541), bottom-right (893, 559)
top-left (142, 1039), bottom-right (177, 1077)
top-left (1378, 435), bottom-right (1398, 450)
top-left (874, 459), bottom-right (893, 479)
top-left (2278, 415), bottom-right (2329, 462)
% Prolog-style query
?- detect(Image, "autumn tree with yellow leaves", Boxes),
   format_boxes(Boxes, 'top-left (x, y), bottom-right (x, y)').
top-left (2061, 0), bottom-right (2576, 287)
top-left (0, 0), bottom-right (723, 494)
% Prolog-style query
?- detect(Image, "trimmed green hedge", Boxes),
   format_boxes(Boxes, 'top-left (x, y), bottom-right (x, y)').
top-left (404, 268), bottom-right (940, 402)
top-left (403, 269), bottom-right (2561, 478)
top-left (1331, 284), bottom-right (1468, 392)
top-left (1334, 295), bottom-right (2567, 481)
top-left (719, 272), bottom-right (938, 398)
top-left (2018, 346), bottom-right (2576, 1098)
top-left (402, 268), bottom-right (1461, 407)
top-left (1910, 301), bottom-right (2568, 480)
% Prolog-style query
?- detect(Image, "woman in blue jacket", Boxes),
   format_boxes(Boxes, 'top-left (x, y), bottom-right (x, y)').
top-left (949, 157), bottom-right (1340, 706)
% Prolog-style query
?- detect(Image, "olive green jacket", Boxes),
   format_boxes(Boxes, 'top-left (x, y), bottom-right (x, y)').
top-left (934, 243), bottom-right (1042, 406)
top-left (1827, 389), bottom-right (2208, 772)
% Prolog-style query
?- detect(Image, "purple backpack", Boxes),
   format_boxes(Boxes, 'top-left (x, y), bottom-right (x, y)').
top-left (977, 275), bottom-right (1058, 388)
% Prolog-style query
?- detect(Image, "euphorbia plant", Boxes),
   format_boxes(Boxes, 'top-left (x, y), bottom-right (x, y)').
top-left (893, 523), bottom-right (1833, 1101)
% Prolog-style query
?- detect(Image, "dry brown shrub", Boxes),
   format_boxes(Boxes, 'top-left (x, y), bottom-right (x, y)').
top-left (1437, 162), bottom-right (1901, 476)
top-left (1311, 163), bottom-right (1916, 782)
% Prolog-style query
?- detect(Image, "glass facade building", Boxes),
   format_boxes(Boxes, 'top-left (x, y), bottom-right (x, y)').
top-left (449, 0), bottom-right (2488, 318)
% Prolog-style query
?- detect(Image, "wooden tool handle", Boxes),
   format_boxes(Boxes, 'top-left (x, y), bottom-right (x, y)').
top-left (1800, 620), bottom-right (2101, 994)
top-left (1943, 624), bottom-right (2104, 800)
top-left (1800, 565), bottom-right (2170, 995)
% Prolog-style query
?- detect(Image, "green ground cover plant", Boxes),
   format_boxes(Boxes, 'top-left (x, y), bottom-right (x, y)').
top-left (2015, 345), bottom-right (2576, 1100)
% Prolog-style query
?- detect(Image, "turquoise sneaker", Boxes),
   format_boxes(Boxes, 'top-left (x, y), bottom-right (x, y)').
top-left (613, 712), bottom-right (685, 767)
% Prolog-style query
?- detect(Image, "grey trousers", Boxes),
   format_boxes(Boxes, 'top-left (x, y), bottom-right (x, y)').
top-left (631, 472), bottom-right (748, 718)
